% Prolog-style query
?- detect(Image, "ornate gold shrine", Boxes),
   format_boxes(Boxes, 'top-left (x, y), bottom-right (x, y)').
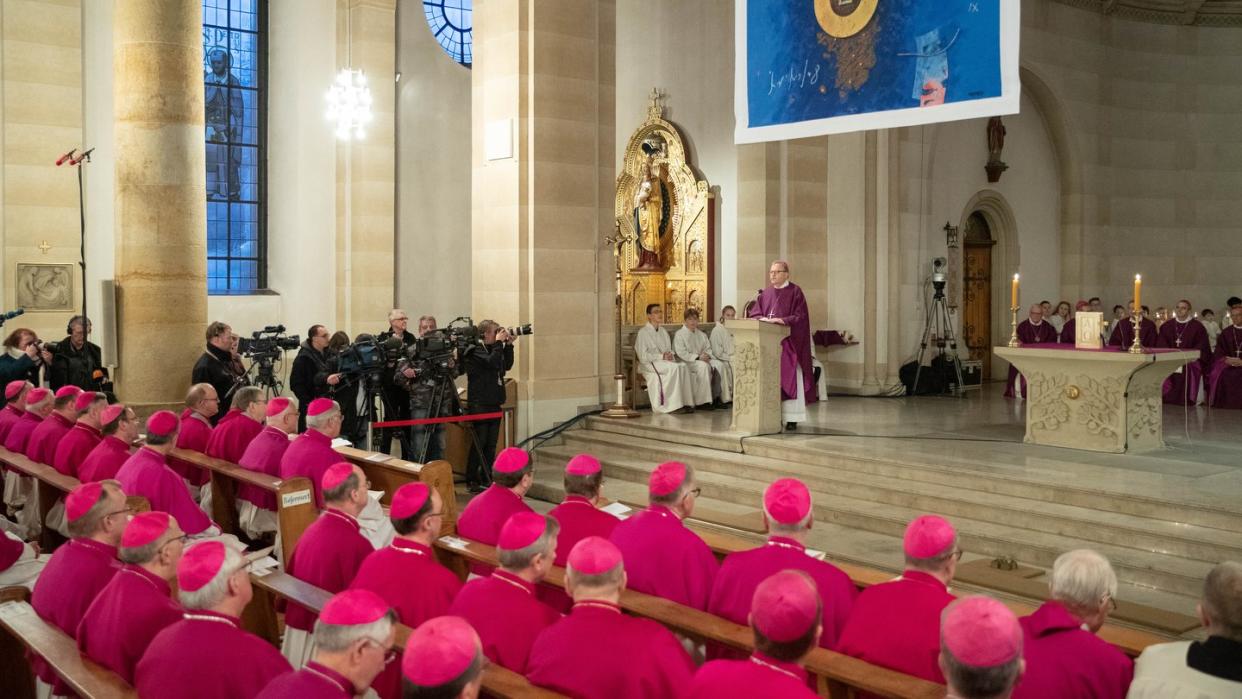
top-left (616, 90), bottom-right (715, 325)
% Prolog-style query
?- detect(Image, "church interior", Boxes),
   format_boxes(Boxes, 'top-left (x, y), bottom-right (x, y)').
top-left (0, 0), bottom-right (1240, 697)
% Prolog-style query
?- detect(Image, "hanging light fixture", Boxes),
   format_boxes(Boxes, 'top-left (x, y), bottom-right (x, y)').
top-left (325, 68), bottom-right (373, 140)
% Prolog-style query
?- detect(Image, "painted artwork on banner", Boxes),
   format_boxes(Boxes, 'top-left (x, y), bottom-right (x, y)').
top-left (735, 0), bottom-right (1020, 144)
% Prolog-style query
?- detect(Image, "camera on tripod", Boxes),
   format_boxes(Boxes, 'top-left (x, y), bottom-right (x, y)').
top-left (931, 257), bottom-right (948, 293)
top-left (238, 325), bottom-right (300, 358)
top-left (406, 317), bottom-right (533, 379)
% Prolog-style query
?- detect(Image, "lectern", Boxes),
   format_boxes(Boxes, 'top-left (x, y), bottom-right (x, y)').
top-left (724, 319), bottom-right (788, 436)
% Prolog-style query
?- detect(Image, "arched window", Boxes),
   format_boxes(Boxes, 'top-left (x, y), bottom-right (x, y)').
top-left (202, 0), bottom-right (266, 293)
top-left (423, 0), bottom-right (472, 67)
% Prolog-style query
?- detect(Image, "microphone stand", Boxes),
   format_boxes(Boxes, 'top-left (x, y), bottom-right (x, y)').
top-left (71, 148), bottom-right (93, 320)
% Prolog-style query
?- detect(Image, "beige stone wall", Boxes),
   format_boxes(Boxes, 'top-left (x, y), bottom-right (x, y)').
top-left (0, 0), bottom-right (83, 343)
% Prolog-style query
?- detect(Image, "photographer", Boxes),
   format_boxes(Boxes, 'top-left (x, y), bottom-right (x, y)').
top-left (463, 319), bottom-right (515, 492)
top-left (47, 316), bottom-right (108, 394)
top-left (191, 321), bottom-right (245, 423)
top-left (290, 324), bottom-right (340, 431)
top-left (1, 329), bottom-right (48, 397)
top-left (377, 309), bottom-right (416, 458)
top-left (322, 331), bottom-right (363, 444)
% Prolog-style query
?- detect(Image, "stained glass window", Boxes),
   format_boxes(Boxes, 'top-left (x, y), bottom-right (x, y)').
top-left (423, 0), bottom-right (472, 67)
top-left (203, 0), bottom-right (266, 293)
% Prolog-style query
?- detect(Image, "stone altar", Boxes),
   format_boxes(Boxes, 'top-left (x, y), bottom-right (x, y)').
top-left (726, 319), bottom-right (788, 436)
top-left (995, 345), bottom-right (1199, 453)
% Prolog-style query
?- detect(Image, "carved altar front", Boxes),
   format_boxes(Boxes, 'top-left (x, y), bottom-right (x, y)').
top-left (616, 91), bottom-right (715, 324)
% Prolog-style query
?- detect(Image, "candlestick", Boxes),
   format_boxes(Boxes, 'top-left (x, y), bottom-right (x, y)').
top-left (1011, 274), bottom-right (1019, 308)
top-left (1007, 306), bottom-right (1021, 347)
top-left (1128, 311), bottom-right (1144, 354)
top-left (1133, 274), bottom-right (1142, 310)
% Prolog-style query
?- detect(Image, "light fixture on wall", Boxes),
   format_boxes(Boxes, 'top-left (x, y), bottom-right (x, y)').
top-left (943, 221), bottom-right (959, 248)
top-left (325, 6), bottom-right (372, 141)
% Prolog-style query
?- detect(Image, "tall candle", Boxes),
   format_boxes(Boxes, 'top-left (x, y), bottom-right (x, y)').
top-left (1011, 274), bottom-right (1019, 308)
top-left (1134, 274), bottom-right (1141, 311)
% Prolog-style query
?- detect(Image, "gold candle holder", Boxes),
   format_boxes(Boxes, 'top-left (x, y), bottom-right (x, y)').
top-left (1128, 312), bottom-right (1145, 354)
top-left (1007, 306), bottom-right (1021, 347)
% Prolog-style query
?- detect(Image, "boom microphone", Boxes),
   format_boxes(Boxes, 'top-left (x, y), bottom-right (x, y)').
top-left (70, 147), bottom-right (95, 165)
top-left (55, 149), bottom-right (77, 166)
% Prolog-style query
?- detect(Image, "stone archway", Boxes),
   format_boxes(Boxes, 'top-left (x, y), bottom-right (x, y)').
top-left (958, 190), bottom-right (1019, 379)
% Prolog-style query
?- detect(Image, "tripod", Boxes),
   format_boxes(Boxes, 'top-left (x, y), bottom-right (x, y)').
top-left (418, 371), bottom-right (490, 484)
top-left (354, 371), bottom-right (394, 453)
top-left (243, 353), bottom-right (284, 398)
top-left (913, 280), bottom-right (965, 396)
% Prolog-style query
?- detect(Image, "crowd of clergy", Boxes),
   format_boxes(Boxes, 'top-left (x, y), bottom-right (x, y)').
top-left (0, 372), bottom-right (1240, 698)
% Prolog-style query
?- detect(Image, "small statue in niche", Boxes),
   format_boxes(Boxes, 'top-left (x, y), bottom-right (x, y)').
top-left (985, 116), bottom-right (1008, 183)
top-left (633, 137), bottom-right (671, 271)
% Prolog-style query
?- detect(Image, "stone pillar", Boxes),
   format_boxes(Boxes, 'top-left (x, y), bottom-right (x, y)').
top-left (113, 0), bottom-right (207, 409)
top-left (735, 142), bottom-right (782, 297)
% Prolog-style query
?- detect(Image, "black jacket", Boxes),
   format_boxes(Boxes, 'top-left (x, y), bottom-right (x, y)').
top-left (0, 352), bottom-right (40, 405)
top-left (192, 344), bottom-right (242, 404)
top-left (464, 341), bottom-right (513, 407)
top-left (48, 338), bottom-right (103, 392)
top-left (290, 341), bottom-right (331, 406)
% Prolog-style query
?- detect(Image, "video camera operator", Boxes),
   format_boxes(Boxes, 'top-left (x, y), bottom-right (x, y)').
top-left (463, 319), bottom-right (515, 492)
top-left (377, 309), bottom-right (416, 458)
top-left (191, 321), bottom-right (246, 424)
top-left (322, 331), bottom-right (364, 444)
top-left (393, 315), bottom-right (456, 463)
top-left (290, 324), bottom-right (340, 431)
top-left (46, 316), bottom-right (112, 396)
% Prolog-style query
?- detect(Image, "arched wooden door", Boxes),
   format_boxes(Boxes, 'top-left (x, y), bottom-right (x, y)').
top-left (962, 212), bottom-right (994, 380)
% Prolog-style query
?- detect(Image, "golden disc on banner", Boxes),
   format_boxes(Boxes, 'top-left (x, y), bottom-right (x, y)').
top-left (813, 0), bottom-right (878, 39)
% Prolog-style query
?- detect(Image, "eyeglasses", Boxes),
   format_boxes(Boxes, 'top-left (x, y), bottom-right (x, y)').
top-left (103, 506), bottom-right (134, 520)
top-left (160, 534), bottom-right (190, 549)
top-left (361, 638), bottom-right (398, 666)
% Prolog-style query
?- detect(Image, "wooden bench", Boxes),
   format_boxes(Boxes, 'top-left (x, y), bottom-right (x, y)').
top-left (250, 571), bottom-right (564, 699)
top-left (169, 448), bottom-right (317, 564)
top-left (0, 599), bottom-right (135, 699)
top-left (434, 536), bottom-right (944, 699)
top-left (334, 448), bottom-right (460, 536)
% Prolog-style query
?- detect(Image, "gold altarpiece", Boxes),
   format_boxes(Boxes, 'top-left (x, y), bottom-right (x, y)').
top-left (615, 92), bottom-right (715, 324)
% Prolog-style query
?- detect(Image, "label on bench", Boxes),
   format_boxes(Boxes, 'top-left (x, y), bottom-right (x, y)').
top-left (281, 489), bottom-right (313, 508)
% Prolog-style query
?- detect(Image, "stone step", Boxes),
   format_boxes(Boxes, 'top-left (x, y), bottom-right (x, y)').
top-left (535, 443), bottom-right (1214, 597)
top-left (551, 429), bottom-right (1242, 565)
top-left (579, 416), bottom-right (1242, 533)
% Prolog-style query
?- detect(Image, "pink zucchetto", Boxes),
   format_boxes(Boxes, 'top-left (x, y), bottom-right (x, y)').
top-left (567, 536), bottom-right (622, 576)
top-left (498, 512), bottom-right (547, 551)
top-left (25, 387), bottom-right (51, 405)
top-left (146, 410), bottom-right (179, 438)
top-left (941, 596), bottom-right (1023, 667)
top-left (101, 403), bottom-right (127, 426)
top-left (649, 461), bottom-right (687, 497)
top-left (122, 511), bottom-right (172, 548)
top-left (401, 616), bottom-right (480, 687)
top-left (66, 481), bottom-right (105, 523)
top-left (54, 385), bottom-right (82, 400)
top-left (493, 447), bottom-right (529, 474)
top-left (74, 391), bottom-right (99, 412)
top-left (307, 397), bottom-right (335, 417)
top-left (320, 589), bottom-right (391, 626)
top-left (265, 397), bottom-right (291, 418)
top-left (321, 462), bottom-right (355, 492)
top-left (751, 570), bottom-right (821, 642)
top-left (391, 482), bottom-right (430, 519)
top-left (764, 478), bottom-right (811, 524)
top-left (5, 380), bottom-right (27, 400)
top-left (904, 514), bottom-right (956, 559)
top-left (565, 454), bottom-right (601, 476)
top-left (177, 540), bottom-right (228, 592)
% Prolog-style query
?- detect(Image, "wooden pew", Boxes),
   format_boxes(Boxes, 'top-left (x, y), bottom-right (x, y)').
top-left (434, 537), bottom-right (944, 699)
top-left (169, 448), bottom-right (317, 563)
top-left (250, 570), bottom-right (564, 699)
top-left (335, 448), bottom-right (459, 536)
top-left (0, 599), bottom-right (136, 699)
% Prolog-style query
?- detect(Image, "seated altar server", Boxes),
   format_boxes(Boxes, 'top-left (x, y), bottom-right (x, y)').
top-left (51, 390), bottom-right (106, 477)
top-left (258, 589), bottom-right (397, 699)
top-left (1208, 305), bottom-right (1242, 409)
top-left (24, 386), bottom-right (79, 466)
top-left (400, 616), bottom-right (485, 699)
top-left (136, 540), bottom-right (292, 698)
top-left (526, 536), bottom-right (695, 698)
top-left (284, 462), bottom-right (375, 668)
top-left (116, 410), bottom-right (217, 536)
top-left (168, 382), bottom-right (219, 498)
top-left (675, 307), bottom-right (732, 406)
top-left (940, 596), bottom-right (1026, 699)
top-left (281, 397), bottom-right (347, 508)
top-left (609, 460), bottom-right (717, 610)
top-left (77, 511), bottom-right (185, 684)
top-left (456, 446), bottom-right (534, 575)
top-left (78, 403), bottom-right (139, 483)
top-left (448, 512), bottom-right (561, 673)
top-left (837, 514), bottom-right (959, 686)
top-left (710, 306), bottom-right (736, 398)
top-left (1127, 561), bottom-right (1242, 698)
top-left (30, 481), bottom-right (126, 695)
top-left (1005, 305), bottom-right (1059, 398)
top-left (235, 396), bottom-right (297, 539)
top-left (709, 478), bottom-right (855, 655)
top-left (690, 570), bottom-right (823, 699)
top-left (205, 384), bottom-right (267, 463)
top-left (635, 303), bottom-right (700, 413)
top-left (7, 387), bottom-right (50, 455)
top-left (1158, 300), bottom-right (1212, 405)
top-left (1012, 549), bottom-right (1133, 699)
top-left (351, 482), bottom-right (460, 699)
top-left (1109, 301), bottom-right (1158, 349)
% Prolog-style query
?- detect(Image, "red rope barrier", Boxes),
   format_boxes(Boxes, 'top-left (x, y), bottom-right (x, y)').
top-left (370, 411), bottom-right (504, 429)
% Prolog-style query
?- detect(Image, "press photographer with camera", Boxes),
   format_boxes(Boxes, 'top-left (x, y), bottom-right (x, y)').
top-left (377, 309), bottom-right (417, 458)
top-left (191, 321), bottom-right (246, 424)
top-left (463, 319), bottom-right (516, 492)
top-left (46, 316), bottom-right (110, 395)
top-left (323, 331), bottom-right (363, 444)
top-left (1, 328), bottom-right (49, 395)
top-left (290, 325), bottom-right (340, 431)
top-left (395, 314), bottom-right (453, 462)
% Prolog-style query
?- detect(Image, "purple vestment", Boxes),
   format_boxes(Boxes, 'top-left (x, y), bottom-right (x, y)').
top-left (136, 610), bottom-right (292, 699)
top-left (0, 404), bottom-right (22, 443)
top-left (30, 537), bottom-right (120, 690)
top-left (1012, 600), bottom-right (1134, 699)
top-left (1208, 325), bottom-right (1242, 409)
top-left (77, 564), bottom-right (182, 684)
top-left (257, 661), bottom-right (356, 699)
top-left (1005, 320), bottom-right (1059, 398)
top-left (542, 495), bottom-right (619, 610)
top-left (747, 282), bottom-right (816, 403)
top-left (1158, 318), bottom-right (1211, 405)
top-left (77, 436), bottom-right (132, 483)
top-left (205, 408), bottom-right (263, 464)
top-left (456, 484), bottom-right (534, 576)
top-left (52, 422), bottom-right (101, 478)
top-left (279, 428), bottom-right (339, 508)
top-left (1109, 317), bottom-right (1158, 349)
top-left (448, 569), bottom-right (561, 674)
top-left (116, 446), bottom-right (214, 535)
top-left (688, 653), bottom-right (819, 699)
top-left (169, 409), bottom-right (213, 487)
top-left (25, 412), bottom-right (74, 465)
top-left (4, 411), bottom-right (42, 455)
top-left (237, 425), bottom-right (290, 510)
top-left (609, 504), bottom-right (718, 611)
top-left (286, 509), bottom-right (373, 632)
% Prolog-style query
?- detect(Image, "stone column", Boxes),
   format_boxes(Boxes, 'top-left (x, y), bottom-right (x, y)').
top-left (113, 0), bottom-right (207, 409)
top-left (735, 142), bottom-right (782, 297)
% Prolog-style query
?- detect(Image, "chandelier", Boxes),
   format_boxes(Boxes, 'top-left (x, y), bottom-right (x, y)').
top-left (325, 68), bottom-right (373, 141)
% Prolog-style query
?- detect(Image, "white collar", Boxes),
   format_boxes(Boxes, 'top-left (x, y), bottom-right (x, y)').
top-left (774, 281), bottom-right (790, 289)
top-left (646, 322), bottom-right (661, 331)
top-left (1176, 317), bottom-right (1191, 324)
top-left (1232, 325), bottom-right (1242, 331)
top-left (1028, 319), bottom-right (1043, 326)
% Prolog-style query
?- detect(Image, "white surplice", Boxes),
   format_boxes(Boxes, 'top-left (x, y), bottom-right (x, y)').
top-left (635, 323), bottom-right (695, 413)
top-left (674, 326), bottom-right (731, 403)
